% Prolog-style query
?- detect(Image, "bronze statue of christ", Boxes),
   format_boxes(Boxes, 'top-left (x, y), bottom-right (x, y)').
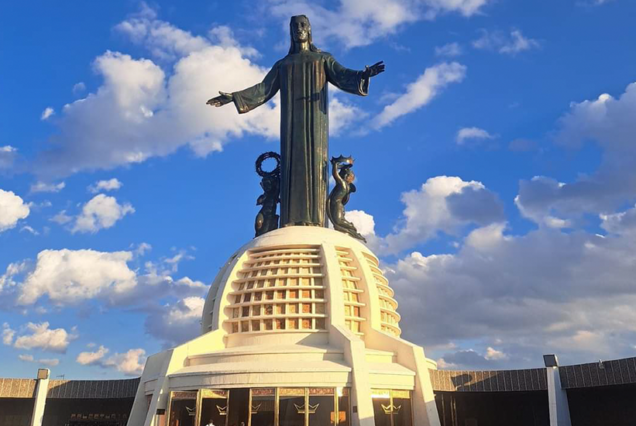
top-left (207, 15), bottom-right (384, 227)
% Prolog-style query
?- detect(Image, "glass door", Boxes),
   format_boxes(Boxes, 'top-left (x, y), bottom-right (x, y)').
top-left (199, 389), bottom-right (229, 426)
top-left (278, 388), bottom-right (305, 426)
top-left (228, 388), bottom-right (250, 426)
top-left (336, 388), bottom-right (350, 426)
top-left (371, 389), bottom-right (413, 426)
top-left (391, 390), bottom-right (412, 426)
top-left (168, 391), bottom-right (198, 426)
top-left (250, 388), bottom-right (275, 426)
top-left (307, 388), bottom-right (336, 426)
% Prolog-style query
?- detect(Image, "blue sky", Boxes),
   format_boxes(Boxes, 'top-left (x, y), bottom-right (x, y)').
top-left (1, 0), bottom-right (636, 378)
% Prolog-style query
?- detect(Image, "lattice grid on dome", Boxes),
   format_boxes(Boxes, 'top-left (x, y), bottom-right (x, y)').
top-left (335, 247), bottom-right (365, 336)
top-left (363, 253), bottom-right (401, 336)
top-left (225, 246), bottom-right (328, 334)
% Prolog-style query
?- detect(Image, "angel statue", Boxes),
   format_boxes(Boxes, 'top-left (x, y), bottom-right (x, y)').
top-left (254, 152), bottom-right (281, 237)
top-left (327, 156), bottom-right (365, 242)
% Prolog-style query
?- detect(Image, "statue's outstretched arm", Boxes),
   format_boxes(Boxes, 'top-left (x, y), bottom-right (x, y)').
top-left (206, 91), bottom-right (233, 107)
top-left (325, 56), bottom-right (385, 96)
top-left (210, 62), bottom-right (281, 114)
top-left (331, 158), bottom-right (345, 187)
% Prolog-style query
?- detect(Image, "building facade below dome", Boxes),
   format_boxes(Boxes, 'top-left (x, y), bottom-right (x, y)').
top-left (129, 227), bottom-right (440, 426)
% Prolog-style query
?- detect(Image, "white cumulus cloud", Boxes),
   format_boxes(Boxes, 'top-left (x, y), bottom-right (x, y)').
top-left (2, 246), bottom-right (207, 349)
top-left (50, 210), bottom-right (73, 225)
top-left (0, 261), bottom-right (30, 299)
top-left (41, 107), bottom-right (55, 120)
top-left (72, 194), bottom-right (134, 234)
top-left (270, 0), bottom-right (493, 49)
top-left (472, 29), bottom-right (540, 55)
top-left (485, 346), bottom-right (508, 360)
top-left (73, 82), bottom-right (86, 95)
top-left (88, 178), bottom-right (123, 193)
top-left (2, 323), bottom-right (15, 345)
top-left (374, 62), bottom-right (467, 129)
top-left (345, 210), bottom-right (376, 236)
top-left (102, 348), bottom-right (146, 376)
top-left (516, 83), bottom-right (636, 225)
top-left (17, 249), bottom-right (137, 305)
top-left (7, 247), bottom-right (206, 312)
top-left (115, 5), bottom-right (211, 61)
top-left (423, 0), bottom-right (492, 17)
top-left (435, 42), bottom-right (463, 57)
top-left (380, 176), bottom-right (504, 254)
top-left (76, 345), bottom-right (109, 365)
top-left (12, 322), bottom-right (77, 353)
top-left (35, 10), bottom-right (283, 177)
top-left (145, 296), bottom-right (205, 346)
top-left (601, 204), bottom-right (636, 235)
top-left (329, 96), bottom-right (365, 136)
top-left (270, 0), bottom-right (417, 49)
top-left (19, 354), bottom-right (60, 366)
top-left (0, 189), bottom-right (30, 232)
top-left (76, 344), bottom-right (146, 376)
top-left (41, 358), bottom-right (61, 367)
top-left (33, 6), bottom-right (432, 177)
top-left (456, 127), bottom-right (495, 145)
top-left (386, 217), bottom-right (636, 368)
top-left (30, 181), bottom-right (65, 193)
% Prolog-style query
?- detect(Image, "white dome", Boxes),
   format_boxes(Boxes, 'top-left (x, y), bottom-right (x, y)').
top-left (132, 225), bottom-right (441, 426)
top-left (201, 226), bottom-right (401, 346)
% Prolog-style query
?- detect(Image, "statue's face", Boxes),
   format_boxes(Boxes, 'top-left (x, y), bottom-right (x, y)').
top-left (290, 16), bottom-right (310, 43)
top-left (262, 178), bottom-right (272, 191)
top-left (262, 176), bottom-right (278, 192)
top-left (345, 171), bottom-right (355, 183)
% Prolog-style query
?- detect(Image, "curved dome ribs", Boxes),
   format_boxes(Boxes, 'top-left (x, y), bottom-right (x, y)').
top-left (336, 247), bottom-right (366, 336)
top-left (223, 245), bottom-right (328, 334)
top-left (362, 253), bottom-right (402, 337)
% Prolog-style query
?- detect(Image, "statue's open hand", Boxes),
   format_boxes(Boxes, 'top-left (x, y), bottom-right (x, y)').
top-left (364, 61), bottom-right (385, 78)
top-left (206, 91), bottom-right (233, 107)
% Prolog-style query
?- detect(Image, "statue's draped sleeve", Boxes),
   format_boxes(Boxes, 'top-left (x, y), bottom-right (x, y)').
top-left (232, 61), bottom-right (281, 114)
top-left (324, 54), bottom-right (370, 97)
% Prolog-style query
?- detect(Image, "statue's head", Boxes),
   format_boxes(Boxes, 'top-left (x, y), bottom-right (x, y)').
top-left (288, 15), bottom-right (320, 53)
top-left (261, 174), bottom-right (279, 193)
top-left (339, 165), bottom-right (355, 183)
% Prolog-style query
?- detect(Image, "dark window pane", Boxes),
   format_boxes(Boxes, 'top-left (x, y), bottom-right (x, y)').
top-left (199, 399), bottom-right (226, 426)
top-left (251, 388), bottom-right (275, 426)
top-left (227, 388), bottom-right (249, 426)
top-left (308, 394), bottom-right (335, 426)
top-left (392, 395), bottom-right (412, 426)
top-left (170, 399), bottom-right (196, 426)
top-left (371, 393), bottom-right (391, 426)
top-left (337, 391), bottom-right (351, 426)
top-left (279, 389), bottom-right (305, 426)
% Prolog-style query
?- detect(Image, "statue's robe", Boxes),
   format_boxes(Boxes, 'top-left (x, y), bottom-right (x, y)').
top-left (232, 50), bottom-right (369, 227)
